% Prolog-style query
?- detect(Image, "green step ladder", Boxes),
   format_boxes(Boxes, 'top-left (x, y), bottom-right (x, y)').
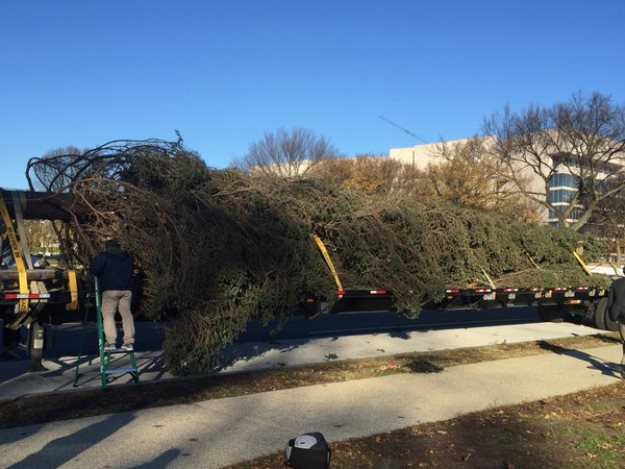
top-left (74, 277), bottom-right (139, 389)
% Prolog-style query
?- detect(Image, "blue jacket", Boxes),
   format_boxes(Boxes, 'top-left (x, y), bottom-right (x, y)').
top-left (90, 246), bottom-right (134, 292)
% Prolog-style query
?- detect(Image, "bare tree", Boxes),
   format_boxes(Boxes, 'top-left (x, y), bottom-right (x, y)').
top-left (586, 188), bottom-right (625, 263)
top-left (309, 154), bottom-right (407, 195)
top-left (29, 146), bottom-right (84, 192)
top-left (420, 138), bottom-right (541, 221)
top-left (24, 220), bottom-right (59, 254)
top-left (484, 92), bottom-right (625, 230)
top-left (236, 128), bottom-right (338, 178)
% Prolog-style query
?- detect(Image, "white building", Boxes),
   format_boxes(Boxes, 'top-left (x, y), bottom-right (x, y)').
top-left (389, 138), bottom-right (624, 226)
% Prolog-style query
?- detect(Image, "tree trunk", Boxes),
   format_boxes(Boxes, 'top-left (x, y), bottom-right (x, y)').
top-left (0, 190), bottom-right (88, 221)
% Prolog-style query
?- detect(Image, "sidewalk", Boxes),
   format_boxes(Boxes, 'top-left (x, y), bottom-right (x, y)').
top-left (0, 340), bottom-right (621, 468)
top-left (0, 321), bottom-right (611, 400)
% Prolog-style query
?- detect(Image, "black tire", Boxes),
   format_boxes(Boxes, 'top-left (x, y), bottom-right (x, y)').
top-left (593, 298), bottom-right (608, 330)
top-left (602, 299), bottom-right (620, 332)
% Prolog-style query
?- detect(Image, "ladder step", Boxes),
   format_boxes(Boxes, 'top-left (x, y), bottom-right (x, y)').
top-left (104, 347), bottom-right (135, 353)
top-left (104, 367), bottom-right (138, 375)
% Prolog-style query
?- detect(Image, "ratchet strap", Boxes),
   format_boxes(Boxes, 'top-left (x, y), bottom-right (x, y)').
top-left (0, 194), bottom-right (29, 313)
top-left (68, 269), bottom-right (78, 311)
top-left (312, 233), bottom-right (344, 293)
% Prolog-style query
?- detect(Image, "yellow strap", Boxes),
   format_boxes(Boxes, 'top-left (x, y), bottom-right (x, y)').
top-left (573, 251), bottom-right (592, 276)
top-left (11, 192), bottom-right (45, 299)
top-left (68, 270), bottom-right (78, 311)
top-left (0, 195), bottom-right (29, 313)
top-left (312, 233), bottom-right (344, 292)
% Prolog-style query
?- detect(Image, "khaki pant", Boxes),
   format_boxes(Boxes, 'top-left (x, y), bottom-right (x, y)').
top-left (101, 290), bottom-right (135, 346)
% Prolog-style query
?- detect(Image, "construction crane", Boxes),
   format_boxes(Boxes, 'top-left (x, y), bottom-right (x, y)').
top-left (379, 115), bottom-right (429, 144)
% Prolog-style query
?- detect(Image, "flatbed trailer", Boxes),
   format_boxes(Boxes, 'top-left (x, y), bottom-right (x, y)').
top-left (301, 285), bottom-right (615, 331)
top-left (304, 234), bottom-right (617, 331)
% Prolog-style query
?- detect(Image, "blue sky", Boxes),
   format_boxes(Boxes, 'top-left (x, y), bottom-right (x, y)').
top-left (1, 0), bottom-right (624, 189)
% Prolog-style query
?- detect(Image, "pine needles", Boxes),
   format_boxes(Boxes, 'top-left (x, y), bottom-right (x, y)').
top-left (26, 140), bottom-right (608, 374)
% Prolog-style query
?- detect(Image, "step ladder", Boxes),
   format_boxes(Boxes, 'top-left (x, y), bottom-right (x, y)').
top-left (73, 277), bottom-right (139, 389)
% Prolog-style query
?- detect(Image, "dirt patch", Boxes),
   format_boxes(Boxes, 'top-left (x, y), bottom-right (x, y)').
top-left (0, 333), bottom-right (619, 429)
top-left (225, 382), bottom-right (625, 468)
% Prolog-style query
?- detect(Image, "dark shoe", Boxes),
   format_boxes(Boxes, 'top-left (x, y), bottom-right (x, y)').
top-left (621, 365), bottom-right (625, 380)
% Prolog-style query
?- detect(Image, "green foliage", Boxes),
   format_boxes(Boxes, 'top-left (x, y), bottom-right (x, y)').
top-left (26, 140), bottom-right (609, 375)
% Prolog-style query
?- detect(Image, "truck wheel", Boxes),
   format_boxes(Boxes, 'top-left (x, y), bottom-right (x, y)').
top-left (593, 298), bottom-right (608, 330)
top-left (602, 299), bottom-right (620, 332)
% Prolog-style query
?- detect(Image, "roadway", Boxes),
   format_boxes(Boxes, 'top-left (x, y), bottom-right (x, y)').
top-left (237, 306), bottom-right (544, 342)
top-left (32, 305), bottom-right (547, 358)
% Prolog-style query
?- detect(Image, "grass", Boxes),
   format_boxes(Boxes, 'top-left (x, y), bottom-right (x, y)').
top-left (225, 382), bottom-right (625, 468)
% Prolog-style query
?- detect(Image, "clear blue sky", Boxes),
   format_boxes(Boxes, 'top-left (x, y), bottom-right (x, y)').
top-left (1, 0), bottom-right (624, 189)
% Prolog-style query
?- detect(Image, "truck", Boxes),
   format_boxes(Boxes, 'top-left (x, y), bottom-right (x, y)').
top-left (0, 189), bottom-right (87, 370)
top-left (0, 189), bottom-right (620, 371)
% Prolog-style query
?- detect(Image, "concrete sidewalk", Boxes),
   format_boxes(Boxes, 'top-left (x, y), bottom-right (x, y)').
top-left (0, 342), bottom-right (622, 468)
top-left (0, 321), bottom-right (612, 400)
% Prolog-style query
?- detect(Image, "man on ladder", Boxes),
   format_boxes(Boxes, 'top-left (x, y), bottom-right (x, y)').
top-left (90, 238), bottom-right (136, 351)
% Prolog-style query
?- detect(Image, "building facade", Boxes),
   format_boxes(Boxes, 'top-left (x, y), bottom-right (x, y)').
top-left (389, 139), bottom-right (624, 226)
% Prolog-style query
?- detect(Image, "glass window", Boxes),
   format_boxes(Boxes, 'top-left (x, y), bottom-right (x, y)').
top-left (548, 205), bottom-right (584, 221)
top-left (548, 173), bottom-right (578, 188)
top-left (548, 189), bottom-right (577, 204)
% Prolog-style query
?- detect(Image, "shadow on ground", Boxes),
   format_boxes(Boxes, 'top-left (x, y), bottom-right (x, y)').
top-left (7, 413), bottom-right (135, 469)
top-left (538, 340), bottom-right (622, 378)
